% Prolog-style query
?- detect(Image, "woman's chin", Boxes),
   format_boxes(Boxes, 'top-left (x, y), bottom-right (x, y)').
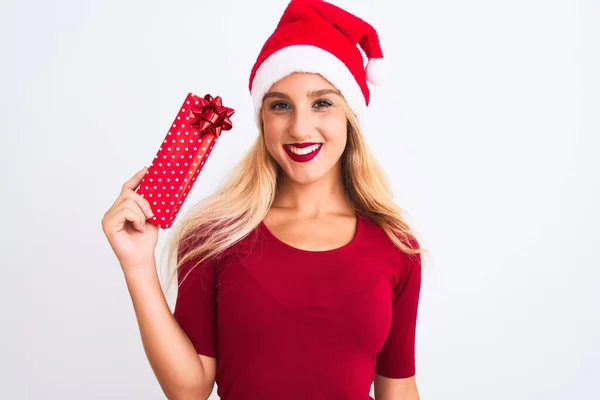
top-left (282, 168), bottom-right (324, 185)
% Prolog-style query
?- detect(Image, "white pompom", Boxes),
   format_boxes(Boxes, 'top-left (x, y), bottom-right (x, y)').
top-left (365, 57), bottom-right (387, 86)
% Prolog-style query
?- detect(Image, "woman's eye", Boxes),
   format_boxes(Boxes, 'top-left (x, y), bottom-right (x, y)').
top-left (268, 100), bottom-right (332, 111)
top-left (313, 99), bottom-right (333, 109)
top-left (270, 102), bottom-right (290, 111)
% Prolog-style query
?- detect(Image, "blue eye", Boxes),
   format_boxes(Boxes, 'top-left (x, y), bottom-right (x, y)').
top-left (313, 99), bottom-right (333, 109)
top-left (269, 102), bottom-right (290, 111)
top-left (268, 99), bottom-right (333, 111)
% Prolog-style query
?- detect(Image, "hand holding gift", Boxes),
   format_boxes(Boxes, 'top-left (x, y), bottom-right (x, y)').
top-left (101, 166), bottom-right (159, 272)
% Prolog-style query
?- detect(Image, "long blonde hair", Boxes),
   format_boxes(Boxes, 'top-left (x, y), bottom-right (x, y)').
top-left (159, 97), bottom-right (427, 297)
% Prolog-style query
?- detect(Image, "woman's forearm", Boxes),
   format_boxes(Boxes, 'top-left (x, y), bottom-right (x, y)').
top-left (123, 263), bottom-right (211, 399)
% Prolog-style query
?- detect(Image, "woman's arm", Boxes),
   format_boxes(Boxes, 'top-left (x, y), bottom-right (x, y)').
top-left (123, 263), bottom-right (214, 400)
top-left (374, 374), bottom-right (420, 400)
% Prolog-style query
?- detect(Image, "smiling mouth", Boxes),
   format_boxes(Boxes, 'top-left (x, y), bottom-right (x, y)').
top-left (284, 143), bottom-right (323, 155)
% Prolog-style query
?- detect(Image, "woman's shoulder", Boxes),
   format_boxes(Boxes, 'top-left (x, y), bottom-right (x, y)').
top-left (358, 212), bottom-right (420, 256)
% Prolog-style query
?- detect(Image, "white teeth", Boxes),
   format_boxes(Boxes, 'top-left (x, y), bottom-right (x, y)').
top-left (288, 144), bottom-right (321, 155)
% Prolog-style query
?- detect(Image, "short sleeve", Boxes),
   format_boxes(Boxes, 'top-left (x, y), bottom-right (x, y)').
top-left (172, 244), bottom-right (218, 358)
top-left (375, 240), bottom-right (422, 378)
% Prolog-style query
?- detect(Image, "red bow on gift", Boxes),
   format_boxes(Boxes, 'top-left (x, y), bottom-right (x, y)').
top-left (189, 94), bottom-right (235, 138)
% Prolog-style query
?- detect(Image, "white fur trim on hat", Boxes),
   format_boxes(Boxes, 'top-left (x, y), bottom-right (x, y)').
top-left (250, 45), bottom-right (367, 126)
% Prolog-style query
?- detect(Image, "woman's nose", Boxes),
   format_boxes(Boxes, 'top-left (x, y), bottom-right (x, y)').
top-left (287, 107), bottom-right (313, 140)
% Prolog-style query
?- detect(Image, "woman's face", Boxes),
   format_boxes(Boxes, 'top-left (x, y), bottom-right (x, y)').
top-left (261, 72), bottom-right (348, 185)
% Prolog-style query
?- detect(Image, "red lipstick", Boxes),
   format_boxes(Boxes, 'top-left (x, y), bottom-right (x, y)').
top-left (286, 142), bottom-right (321, 148)
top-left (283, 142), bottom-right (323, 163)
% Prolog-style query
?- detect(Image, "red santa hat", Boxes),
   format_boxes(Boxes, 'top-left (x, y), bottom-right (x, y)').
top-left (248, 0), bottom-right (387, 125)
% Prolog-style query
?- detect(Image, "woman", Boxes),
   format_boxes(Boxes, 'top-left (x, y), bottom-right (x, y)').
top-left (102, 0), bottom-right (425, 399)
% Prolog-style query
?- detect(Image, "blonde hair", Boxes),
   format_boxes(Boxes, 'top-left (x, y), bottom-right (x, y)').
top-left (158, 97), bottom-right (427, 298)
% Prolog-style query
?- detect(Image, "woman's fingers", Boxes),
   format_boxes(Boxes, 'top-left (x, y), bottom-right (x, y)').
top-left (117, 189), bottom-right (154, 219)
top-left (117, 203), bottom-right (147, 233)
top-left (113, 167), bottom-right (154, 219)
top-left (103, 198), bottom-right (147, 234)
top-left (120, 166), bottom-right (148, 195)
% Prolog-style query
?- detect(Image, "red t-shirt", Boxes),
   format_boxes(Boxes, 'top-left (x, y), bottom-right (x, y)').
top-left (173, 212), bottom-right (422, 399)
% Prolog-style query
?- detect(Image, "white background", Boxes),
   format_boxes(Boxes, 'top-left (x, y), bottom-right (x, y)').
top-left (1, 0), bottom-right (598, 399)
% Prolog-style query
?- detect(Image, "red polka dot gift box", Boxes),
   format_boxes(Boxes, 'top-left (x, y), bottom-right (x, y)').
top-left (135, 93), bottom-right (234, 229)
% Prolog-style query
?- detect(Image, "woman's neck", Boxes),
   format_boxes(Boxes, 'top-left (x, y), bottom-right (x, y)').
top-left (273, 166), bottom-right (354, 218)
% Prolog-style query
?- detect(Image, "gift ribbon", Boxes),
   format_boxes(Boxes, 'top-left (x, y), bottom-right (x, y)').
top-left (189, 94), bottom-right (235, 138)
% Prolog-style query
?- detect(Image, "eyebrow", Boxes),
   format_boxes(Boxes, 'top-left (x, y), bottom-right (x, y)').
top-left (263, 88), bottom-right (341, 100)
